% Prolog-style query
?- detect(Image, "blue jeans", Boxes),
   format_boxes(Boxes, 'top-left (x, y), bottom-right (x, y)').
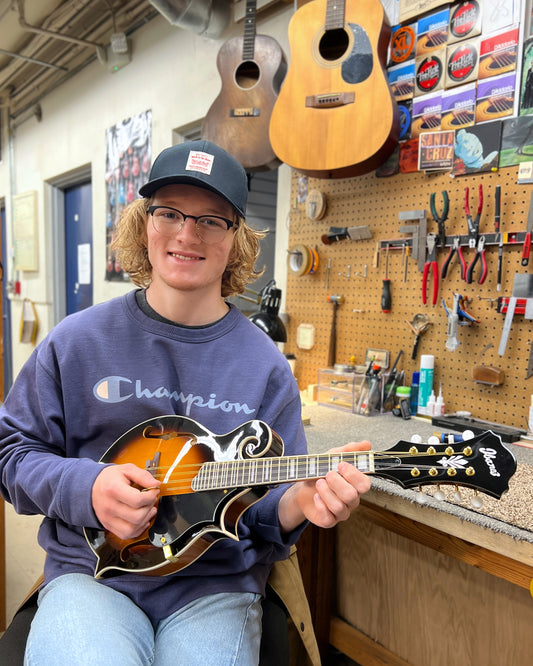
top-left (24, 574), bottom-right (263, 665)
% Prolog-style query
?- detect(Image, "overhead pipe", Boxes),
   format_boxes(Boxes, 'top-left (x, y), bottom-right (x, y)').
top-left (0, 47), bottom-right (67, 71)
top-left (15, 0), bottom-right (105, 49)
top-left (148, 0), bottom-right (231, 39)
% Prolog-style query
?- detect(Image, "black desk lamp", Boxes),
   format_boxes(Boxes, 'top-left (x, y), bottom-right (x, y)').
top-left (244, 280), bottom-right (287, 343)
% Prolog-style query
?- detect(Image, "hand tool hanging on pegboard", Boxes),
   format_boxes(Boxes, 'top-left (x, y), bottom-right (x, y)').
top-left (406, 313), bottom-right (431, 360)
top-left (422, 233), bottom-right (439, 304)
top-left (498, 274), bottom-right (533, 356)
top-left (327, 295), bottom-right (344, 367)
top-left (441, 236), bottom-right (466, 281)
top-left (495, 185), bottom-right (504, 292)
top-left (381, 244), bottom-right (391, 313)
top-left (521, 192), bottom-right (533, 267)
top-left (429, 190), bottom-right (449, 248)
top-left (464, 184), bottom-right (486, 284)
top-left (321, 225), bottom-right (372, 244)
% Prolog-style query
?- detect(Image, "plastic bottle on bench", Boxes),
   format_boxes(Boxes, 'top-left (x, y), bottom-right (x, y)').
top-left (418, 355), bottom-right (434, 415)
top-left (410, 371), bottom-right (419, 416)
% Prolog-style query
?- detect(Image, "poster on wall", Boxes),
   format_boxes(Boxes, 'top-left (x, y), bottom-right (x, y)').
top-left (105, 109), bottom-right (152, 281)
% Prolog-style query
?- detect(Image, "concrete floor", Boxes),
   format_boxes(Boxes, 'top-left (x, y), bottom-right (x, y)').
top-left (3, 502), bottom-right (46, 628)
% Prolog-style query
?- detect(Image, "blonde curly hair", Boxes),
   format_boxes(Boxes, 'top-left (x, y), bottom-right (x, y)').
top-left (111, 198), bottom-right (265, 297)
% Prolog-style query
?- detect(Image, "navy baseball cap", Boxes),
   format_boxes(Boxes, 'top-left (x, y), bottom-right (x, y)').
top-left (139, 140), bottom-right (248, 217)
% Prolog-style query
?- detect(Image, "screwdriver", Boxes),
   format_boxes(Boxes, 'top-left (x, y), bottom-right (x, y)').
top-left (381, 244), bottom-right (391, 313)
top-left (495, 185), bottom-right (503, 292)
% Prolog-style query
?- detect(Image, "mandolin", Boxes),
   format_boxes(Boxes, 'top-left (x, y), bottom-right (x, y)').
top-left (268, 0), bottom-right (399, 178)
top-left (201, 0), bottom-right (286, 171)
top-left (84, 416), bottom-right (517, 579)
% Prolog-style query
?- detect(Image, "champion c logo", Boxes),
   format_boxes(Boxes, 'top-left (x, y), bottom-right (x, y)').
top-left (93, 376), bottom-right (133, 403)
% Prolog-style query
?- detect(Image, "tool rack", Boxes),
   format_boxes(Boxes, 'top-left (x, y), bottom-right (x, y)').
top-left (284, 164), bottom-right (533, 430)
top-left (380, 231), bottom-right (531, 259)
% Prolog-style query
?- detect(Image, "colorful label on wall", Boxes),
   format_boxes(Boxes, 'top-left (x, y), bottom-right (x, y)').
top-left (479, 26), bottom-right (519, 80)
top-left (415, 49), bottom-right (445, 95)
top-left (448, 1), bottom-right (482, 44)
top-left (445, 39), bottom-right (480, 88)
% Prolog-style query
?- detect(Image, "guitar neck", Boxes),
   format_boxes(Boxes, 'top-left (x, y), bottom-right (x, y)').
top-left (325, 0), bottom-right (346, 30)
top-left (242, 0), bottom-right (257, 61)
top-left (192, 451), bottom-right (375, 491)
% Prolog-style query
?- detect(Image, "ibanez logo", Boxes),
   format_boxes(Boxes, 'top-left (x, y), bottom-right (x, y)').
top-left (479, 447), bottom-right (501, 477)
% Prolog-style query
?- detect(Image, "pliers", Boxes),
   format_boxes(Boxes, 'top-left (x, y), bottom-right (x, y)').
top-left (465, 184), bottom-right (483, 248)
top-left (466, 236), bottom-right (488, 284)
top-left (430, 190), bottom-right (449, 248)
top-left (422, 233), bottom-right (439, 305)
top-left (441, 236), bottom-right (466, 281)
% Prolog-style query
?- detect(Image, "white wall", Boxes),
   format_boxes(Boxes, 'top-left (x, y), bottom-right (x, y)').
top-left (0, 4), bottom-right (293, 379)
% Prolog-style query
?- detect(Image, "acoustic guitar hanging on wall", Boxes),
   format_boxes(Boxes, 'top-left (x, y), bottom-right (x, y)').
top-left (269, 0), bottom-right (400, 178)
top-left (201, 0), bottom-right (287, 172)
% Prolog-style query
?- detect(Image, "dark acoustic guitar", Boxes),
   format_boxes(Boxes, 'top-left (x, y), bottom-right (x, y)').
top-left (84, 415), bottom-right (516, 578)
top-left (269, 0), bottom-right (399, 178)
top-left (201, 0), bottom-right (286, 171)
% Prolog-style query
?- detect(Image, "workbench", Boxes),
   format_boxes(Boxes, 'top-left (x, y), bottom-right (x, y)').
top-left (298, 405), bottom-right (533, 666)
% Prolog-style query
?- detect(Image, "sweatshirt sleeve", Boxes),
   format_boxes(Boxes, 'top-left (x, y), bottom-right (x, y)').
top-left (0, 344), bottom-right (104, 529)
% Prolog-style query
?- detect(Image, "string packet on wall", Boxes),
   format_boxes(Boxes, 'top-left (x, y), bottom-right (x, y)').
top-left (19, 298), bottom-right (38, 344)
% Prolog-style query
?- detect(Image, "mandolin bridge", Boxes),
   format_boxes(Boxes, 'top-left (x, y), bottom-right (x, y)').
top-left (305, 92), bottom-right (355, 108)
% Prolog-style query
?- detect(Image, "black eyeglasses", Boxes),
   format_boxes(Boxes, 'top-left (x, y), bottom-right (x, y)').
top-left (147, 205), bottom-right (235, 244)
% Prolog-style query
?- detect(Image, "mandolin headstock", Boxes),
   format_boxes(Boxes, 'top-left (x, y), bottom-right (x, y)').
top-left (374, 430), bottom-right (517, 500)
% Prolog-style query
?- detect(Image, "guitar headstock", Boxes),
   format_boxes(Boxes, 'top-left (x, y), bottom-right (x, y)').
top-left (375, 430), bottom-right (517, 500)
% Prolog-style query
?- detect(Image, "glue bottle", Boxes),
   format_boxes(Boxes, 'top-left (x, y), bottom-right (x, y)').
top-left (426, 391), bottom-right (436, 417)
top-left (436, 385), bottom-right (445, 416)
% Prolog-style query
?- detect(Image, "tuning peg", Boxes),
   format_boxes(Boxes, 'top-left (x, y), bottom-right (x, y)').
top-left (410, 434), bottom-right (422, 443)
top-left (453, 486), bottom-right (462, 503)
top-left (471, 492), bottom-right (483, 509)
top-left (434, 486), bottom-right (445, 501)
top-left (462, 429), bottom-right (474, 441)
top-left (427, 435), bottom-right (439, 446)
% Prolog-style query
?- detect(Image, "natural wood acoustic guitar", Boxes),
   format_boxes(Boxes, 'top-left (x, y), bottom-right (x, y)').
top-left (269, 0), bottom-right (399, 178)
top-left (202, 0), bottom-right (286, 171)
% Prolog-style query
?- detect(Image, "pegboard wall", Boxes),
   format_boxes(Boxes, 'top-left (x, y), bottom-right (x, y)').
top-left (284, 165), bottom-right (533, 429)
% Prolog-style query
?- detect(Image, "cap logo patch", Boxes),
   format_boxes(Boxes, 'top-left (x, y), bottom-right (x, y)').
top-left (186, 150), bottom-right (214, 175)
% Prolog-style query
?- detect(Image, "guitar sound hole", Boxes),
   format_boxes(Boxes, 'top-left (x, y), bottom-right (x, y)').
top-left (235, 60), bottom-right (260, 89)
top-left (319, 29), bottom-right (349, 62)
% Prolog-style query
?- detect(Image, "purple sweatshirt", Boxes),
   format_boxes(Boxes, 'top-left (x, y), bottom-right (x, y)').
top-left (0, 290), bottom-right (307, 621)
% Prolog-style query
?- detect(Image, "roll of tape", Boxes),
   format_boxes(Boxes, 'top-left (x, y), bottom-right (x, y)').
top-left (288, 244), bottom-right (317, 276)
top-left (308, 246), bottom-right (319, 274)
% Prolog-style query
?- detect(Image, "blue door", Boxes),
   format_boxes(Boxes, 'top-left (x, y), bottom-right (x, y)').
top-left (65, 183), bottom-right (93, 315)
